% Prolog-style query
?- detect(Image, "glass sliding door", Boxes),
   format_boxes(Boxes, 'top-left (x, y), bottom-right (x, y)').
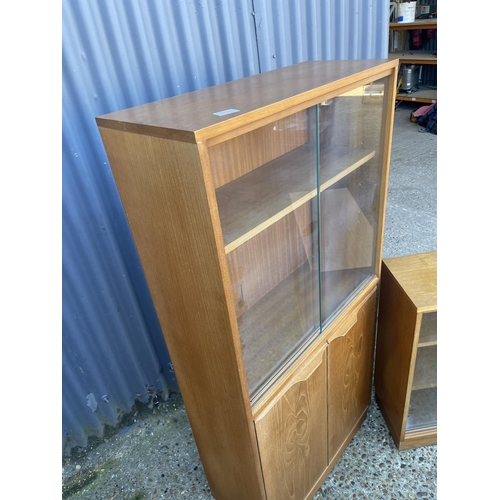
top-left (319, 77), bottom-right (389, 328)
top-left (407, 312), bottom-right (437, 432)
top-left (207, 108), bottom-right (321, 400)
top-left (206, 75), bottom-right (391, 400)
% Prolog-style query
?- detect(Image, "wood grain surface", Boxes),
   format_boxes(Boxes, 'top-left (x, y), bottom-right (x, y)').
top-left (208, 111), bottom-right (309, 188)
top-left (327, 291), bottom-right (376, 461)
top-left (97, 128), bottom-right (265, 500)
top-left (96, 59), bottom-right (398, 143)
top-left (389, 19), bottom-right (437, 31)
top-left (226, 201), bottom-right (315, 317)
top-left (96, 59), bottom-right (400, 497)
top-left (215, 143), bottom-right (374, 253)
top-left (388, 51), bottom-right (437, 64)
top-left (255, 349), bottom-right (327, 500)
top-left (374, 261), bottom-right (417, 445)
top-left (374, 252), bottom-right (437, 449)
top-left (382, 252), bottom-right (437, 311)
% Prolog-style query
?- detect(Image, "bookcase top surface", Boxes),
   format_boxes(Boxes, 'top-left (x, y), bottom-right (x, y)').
top-left (96, 59), bottom-right (396, 142)
top-left (383, 251), bottom-right (437, 311)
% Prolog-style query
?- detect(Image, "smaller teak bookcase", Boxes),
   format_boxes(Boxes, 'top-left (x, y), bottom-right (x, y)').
top-left (374, 251), bottom-right (437, 450)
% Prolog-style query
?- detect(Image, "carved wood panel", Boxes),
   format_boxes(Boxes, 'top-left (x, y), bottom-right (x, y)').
top-left (328, 292), bottom-right (376, 461)
top-left (255, 349), bottom-right (327, 500)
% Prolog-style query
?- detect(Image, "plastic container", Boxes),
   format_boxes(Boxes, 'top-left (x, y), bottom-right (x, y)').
top-left (397, 1), bottom-right (416, 23)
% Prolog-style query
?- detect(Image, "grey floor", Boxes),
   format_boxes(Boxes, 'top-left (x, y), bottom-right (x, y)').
top-left (62, 101), bottom-right (437, 500)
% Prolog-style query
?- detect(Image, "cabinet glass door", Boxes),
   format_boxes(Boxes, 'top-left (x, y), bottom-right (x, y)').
top-left (407, 311), bottom-right (437, 431)
top-left (208, 77), bottom-right (391, 400)
top-left (207, 108), bottom-right (321, 400)
top-left (318, 77), bottom-right (389, 328)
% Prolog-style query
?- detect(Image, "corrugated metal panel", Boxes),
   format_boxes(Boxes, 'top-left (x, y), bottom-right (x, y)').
top-left (252, 0), bottom-right (389, 72)
top-left (62, 0), bottom-right (259, 455)
top-left (62, 0), bottom-right (390, 455)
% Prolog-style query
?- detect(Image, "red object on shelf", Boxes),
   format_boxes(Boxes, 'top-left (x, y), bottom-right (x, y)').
top-left (411, 29), bottom-right (423, 48)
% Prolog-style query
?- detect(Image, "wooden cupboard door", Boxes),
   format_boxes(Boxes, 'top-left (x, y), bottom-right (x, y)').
top-left (328, 292), bottom-right (376, 462)
top-left (255, 349), bottom-right (327, 500)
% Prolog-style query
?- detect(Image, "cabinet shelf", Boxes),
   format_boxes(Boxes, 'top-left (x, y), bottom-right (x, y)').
top-left (217, 144), bottom-right (375, 254)
top-left (395, 88), bottom-right (437, 104)
top-left (388, 19), bottom-right (437, 104)
top-left (389, 51), bottom-right (437, 65)
top-left (418, 312), bottom-right (437, 346)
top-left (412, 345), bottom-right (436, 391)
top-left (406, 387), bottom-right (437, 431)
top-left (240, 260), bottom-right (372, 399)
top-left (389, 19), bottom-right (437, 31)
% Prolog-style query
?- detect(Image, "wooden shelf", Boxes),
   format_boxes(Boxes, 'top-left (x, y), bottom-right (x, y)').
top-left (217, 144), bottom-right (375, 254)
top-left (239, 260), bottom-right (319, 397)
top-left (389, 19), bottom-right (437, 105)
top-left (239, 260), bottom-right (373, 399)
top-left (396, 88), bottom-right (436, 104)
top-left (419, 312), bottom-right (437, 346)
top-left (406, 387), bottom-right (437, 431)
top-left (389, 51), bottom-right (437, 65)
top-left (412, 345), bottom-right (437, 390)
top-left (389, 19), bottom-right (437, 31)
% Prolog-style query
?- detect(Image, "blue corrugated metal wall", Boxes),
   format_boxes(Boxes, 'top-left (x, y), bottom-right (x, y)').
top-left (253, 0), bottom-right (389, 70)
top-left (62, 0), bottom-right (389, 455)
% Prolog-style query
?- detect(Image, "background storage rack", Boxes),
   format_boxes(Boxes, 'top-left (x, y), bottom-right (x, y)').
top-left (389, 18), bottom-right (437, 104)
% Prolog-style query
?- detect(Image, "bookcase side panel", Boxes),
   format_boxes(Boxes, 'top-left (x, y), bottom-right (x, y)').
top-left (374, 265), bottom-right (417, 445)
top-left (98, 127), bottom-right (265, 500)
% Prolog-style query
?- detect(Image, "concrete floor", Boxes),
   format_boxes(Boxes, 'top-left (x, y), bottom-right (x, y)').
top-left (383, 102), bottom-right (437, 259)
top-left (62, 101), bottom-right (437, 500)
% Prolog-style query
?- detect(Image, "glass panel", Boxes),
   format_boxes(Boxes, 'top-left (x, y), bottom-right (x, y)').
top-left (319, 77), bottom-right (389, 328)
top-left (407, 312), bottom-right (437, 431)
top-left (407, 342), bottom-right (437, 431)
top-left (208, 108), bottom-right (320, 400)
top-left (407, 387), bottom-right (437, 431)
top-left (419, 311), bottom-right (437, 345)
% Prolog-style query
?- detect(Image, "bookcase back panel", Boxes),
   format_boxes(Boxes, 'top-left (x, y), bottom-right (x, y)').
top-left (226, 201), bottom-right (316, 318)
top-left (208, 111), bottom-right (309, 189)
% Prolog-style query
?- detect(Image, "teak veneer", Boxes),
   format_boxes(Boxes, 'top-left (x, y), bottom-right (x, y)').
top-left (97, 59), bottom-right (398, 500)
top-left (374, 251), bottom-right (437, 450)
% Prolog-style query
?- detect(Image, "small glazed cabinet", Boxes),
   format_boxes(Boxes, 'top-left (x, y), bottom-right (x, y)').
top-left (97, 59), bottom-right (398, 500)
top-left (374, 251), bottom-right (437, 450)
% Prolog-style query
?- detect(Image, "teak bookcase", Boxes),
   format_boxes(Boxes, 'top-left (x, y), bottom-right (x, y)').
top-left (374, 252), bottom-right (437, 450)
top-left (97, 59), bottom-right (398, 500)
